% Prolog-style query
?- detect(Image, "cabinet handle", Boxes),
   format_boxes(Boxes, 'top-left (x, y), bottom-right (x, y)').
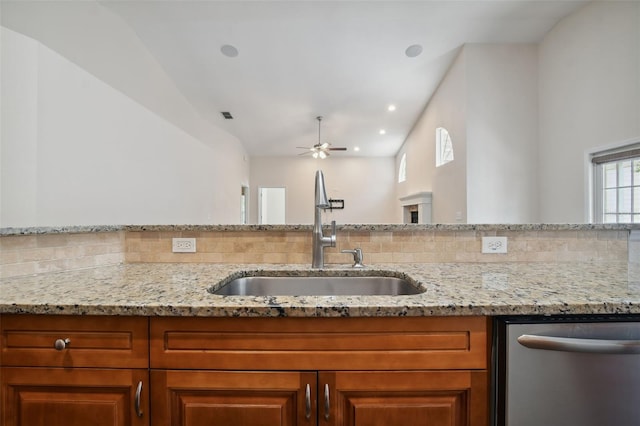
top-left (305, 384), bottom-right (311, 420)
top-left (135, 381), bottom-right (143, 417)
top-left (54, 338), bottom-right (70, 351)
top-left (324, 384), bottom-right (330, 421)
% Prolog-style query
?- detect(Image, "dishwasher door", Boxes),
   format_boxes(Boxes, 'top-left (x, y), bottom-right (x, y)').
top-left (494, 316), bottom-right (640, 426)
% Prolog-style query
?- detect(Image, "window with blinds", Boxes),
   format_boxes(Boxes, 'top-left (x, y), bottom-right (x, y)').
top-left (592, 144), bottom-right (640, 223)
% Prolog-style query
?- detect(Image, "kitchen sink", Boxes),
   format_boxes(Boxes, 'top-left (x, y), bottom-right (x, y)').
top-left (210, 275), bottom-right (424, 296)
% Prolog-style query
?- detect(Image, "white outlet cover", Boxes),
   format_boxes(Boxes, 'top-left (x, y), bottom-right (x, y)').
top-left (172, 238), bottom-right (196, 253)
top-left (481, 236), bottom-right (507, 254)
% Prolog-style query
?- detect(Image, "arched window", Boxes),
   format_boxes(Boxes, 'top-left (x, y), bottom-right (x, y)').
top-left (398, 153), bottom-right (407, 183)
top-left (436, 127), bottom-right (454, 167)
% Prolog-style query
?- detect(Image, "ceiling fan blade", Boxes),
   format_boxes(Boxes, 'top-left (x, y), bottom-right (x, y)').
top-left (328, 147), bottom-right (347, 151)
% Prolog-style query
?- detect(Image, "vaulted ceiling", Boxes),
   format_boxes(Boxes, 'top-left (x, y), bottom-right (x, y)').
top-left (2, 0), bottom-right (588, 157)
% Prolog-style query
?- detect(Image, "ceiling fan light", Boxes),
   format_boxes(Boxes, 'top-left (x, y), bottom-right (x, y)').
top-left (320, 142), bottom-right (329, 149)
top-left (312, 152), bottom-right (319, 159)
top-left (319, 151), bottom-right (327, 159)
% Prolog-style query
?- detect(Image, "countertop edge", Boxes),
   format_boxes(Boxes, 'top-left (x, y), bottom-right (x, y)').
top-left (3, 223), bottom-right (639, 236)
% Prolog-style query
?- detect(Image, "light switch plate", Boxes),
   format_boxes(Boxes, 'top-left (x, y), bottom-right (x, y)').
top-left (482, 236), bottom-right (507, 254)
top-left (172, 238), bottom-right (196, 253)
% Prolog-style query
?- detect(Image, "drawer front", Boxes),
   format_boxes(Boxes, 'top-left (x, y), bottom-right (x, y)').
top-left (150, 316), bottom-right (489, 370)
top-left (1, 315), bottom-right (148, 368)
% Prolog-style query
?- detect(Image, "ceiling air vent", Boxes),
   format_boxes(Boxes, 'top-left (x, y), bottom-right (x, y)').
top-left (221, 112), bottom-right (233, 119)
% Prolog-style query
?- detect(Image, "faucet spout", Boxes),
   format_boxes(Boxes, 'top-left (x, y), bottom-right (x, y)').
top-left (315, 170), bottom-right (330, 208)
top-left (312, 170), bottom-right (336, 268)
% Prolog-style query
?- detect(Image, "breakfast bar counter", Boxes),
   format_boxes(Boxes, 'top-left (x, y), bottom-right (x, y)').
top-left (1, 261), bottom-right (637, 317)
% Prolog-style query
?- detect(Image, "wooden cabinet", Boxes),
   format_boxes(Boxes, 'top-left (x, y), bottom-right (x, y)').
top-left (151, 370), bottom-right (317, 426)
top-left (1, 315), bottom-right (489, 425)
top-left (324, 370), bottom-right (487, 426)
top-left (1, 315), bottom-right (149, 426)
top-left (150, 316), bottom-right (489, 426)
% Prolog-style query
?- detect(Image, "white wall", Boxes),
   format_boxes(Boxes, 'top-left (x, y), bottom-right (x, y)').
top-left (397, 44), bottom-right (538, 224)
top-left (250, 157), bottom-right (397, 224)
top-left (396, 49), bottom-right (467, 224)
top-left (1, 27), bottom-right (249, 226)
top-left (466, 44), bottom-right (539, 223)
top-left (538, 1), bottom-right (640, 223)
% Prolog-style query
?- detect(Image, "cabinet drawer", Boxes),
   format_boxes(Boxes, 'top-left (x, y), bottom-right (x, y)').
top-left (150, 316), bottom-right (489, 370)
top-left (1, 315), bottom-right (148, 368)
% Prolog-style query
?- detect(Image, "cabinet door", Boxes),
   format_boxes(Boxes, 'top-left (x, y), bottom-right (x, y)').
top-left (321, 371), bottom-right (487, 426)
top-left (152, 370), bottom-right (317, 426)
top-left (1, 367), bottom-right (149, 426)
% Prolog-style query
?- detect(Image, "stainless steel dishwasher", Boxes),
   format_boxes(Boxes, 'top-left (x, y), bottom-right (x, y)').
top-left (493, 315), bottom-right (640, 426)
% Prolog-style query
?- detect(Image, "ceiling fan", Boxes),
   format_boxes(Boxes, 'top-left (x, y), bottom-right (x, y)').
top-left (297, 116), bottom-right (347, 159)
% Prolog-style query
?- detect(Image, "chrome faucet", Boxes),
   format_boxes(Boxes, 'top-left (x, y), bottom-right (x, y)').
top-left (312, 170), bottom-right (336, 268)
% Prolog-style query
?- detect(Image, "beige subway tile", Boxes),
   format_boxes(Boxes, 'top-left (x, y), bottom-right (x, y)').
top-left (140, 232), bottom-right (160, 240)
top-left (392, 232), bottom-right (416, 242)
top-left (454, 231), bottom-right (477, 240)
top-left (265, 232), bottom-right (286, 242)
top-left (233, 241), bottom-right (267, 253)
top-left (0, 262), bottom-right (37, 278)
top-left (263, 252), bottom-right (288, 263)
top-left (391, 252), bottom-right (416, 263)
top-left (222, 252), bottom-right (246, 263)
top-left (506, 240), bottom-right (528, 253)
top-left (124, 252), bottom-right (142, 263)
top-left (54, 246), bottom-right (85, 259)
top-left (401, 242), bottom-right (425, 253)
top-left (379, 241), bottom-right (403, 253)
top-left (36, 234), bottom-right (69, 248)
top-left (367, 252), bottom-right (393, 263)
top-left (370, 232), bottom-right (393, 243)
top-left (1, 235), bottom-right (38, 250)
top-left (597, 230), bottom-right (622, 240)
top-left (345, 231), bottom-right (371, 243)
top-left (526, 240), bottom-right (568, 252)
top-left (244, 253), bottom-right (266, 263)
top-left (285, 252), bottom-right (308, 264)
top-left (200, 240), bottom-right (234, 253)
top-left (434, 231), bottom-right (456, 241)
top-left (284, 232), bottom-right (308, 242)
top-left (126, 239), bottom-right (142, 253)
top-left (464, 241), bottom-right (482, 253)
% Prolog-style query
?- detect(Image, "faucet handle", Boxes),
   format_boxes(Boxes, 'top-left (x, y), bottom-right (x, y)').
top-left (341, 248), bottom-right (364, 268)
top-left (330, 220), bottom-right (337, 247)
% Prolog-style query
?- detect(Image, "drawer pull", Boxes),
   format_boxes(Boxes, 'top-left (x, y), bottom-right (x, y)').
top-left (324, 384), bottom-right (330, 421)
top-left (54, 338), bottom-right (70, 351)
top-left (135, 381), bottom-right (143, 417)
top-left (305, 383), bottom-right (311, 420)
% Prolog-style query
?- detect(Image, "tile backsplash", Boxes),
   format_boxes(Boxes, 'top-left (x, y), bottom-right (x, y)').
top-left (1, 231), bottom-right (125, 279)
top-left (125, 229), bottom-right (629, 265)
top-left (1, 227), bottom-right (630, 279)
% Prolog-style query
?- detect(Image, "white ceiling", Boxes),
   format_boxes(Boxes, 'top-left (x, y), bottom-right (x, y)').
top-left (3, 0), bottom-right (589, 157)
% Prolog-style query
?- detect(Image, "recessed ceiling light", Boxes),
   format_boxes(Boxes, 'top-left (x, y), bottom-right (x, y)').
top-left (379, 129), bottom-right (386, 135)
top-left (387, 104), bottom-right (396, 112)
top-left (221, 44), bottom-right (239, 58)
top-left (405, 44), bottom-right (423, 58)
top-left (354, 147), bottom-right (360, 152)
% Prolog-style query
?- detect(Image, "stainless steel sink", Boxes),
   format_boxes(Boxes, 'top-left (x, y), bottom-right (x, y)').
top-left (211, 275), bottom-right (423, 296)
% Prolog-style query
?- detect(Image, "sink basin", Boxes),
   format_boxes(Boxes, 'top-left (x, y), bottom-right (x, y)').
top-left (211, 275), bottom-right (424, 296)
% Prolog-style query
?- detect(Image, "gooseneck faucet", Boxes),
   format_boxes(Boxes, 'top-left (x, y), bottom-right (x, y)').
top-left (312, 170), bottom-right (336, 268)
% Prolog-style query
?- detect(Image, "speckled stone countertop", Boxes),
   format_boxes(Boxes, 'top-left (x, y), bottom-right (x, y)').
top-left (1, 262), bottom-right (638, 317)
top-left (2, 223), bottom-right (639, 236)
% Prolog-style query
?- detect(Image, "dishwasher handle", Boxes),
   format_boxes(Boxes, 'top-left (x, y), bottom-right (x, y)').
top-left (518, 334), bottom-right (640, 354)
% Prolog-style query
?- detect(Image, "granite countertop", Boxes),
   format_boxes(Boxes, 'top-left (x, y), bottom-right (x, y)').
top-left (1, 262), bottom-right (638, 317)
top-left (3, 223), bottom-right (639, 236)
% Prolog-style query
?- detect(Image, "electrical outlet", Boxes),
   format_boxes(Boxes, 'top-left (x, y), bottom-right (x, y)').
top-left (482, 236), bottom-right (507, 254)
top-left (172, 238), bottom-right (196, 253)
